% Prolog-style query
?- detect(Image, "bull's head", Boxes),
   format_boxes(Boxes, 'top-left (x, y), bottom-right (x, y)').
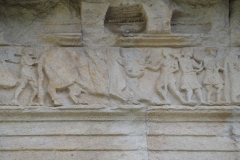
top-left (117, 48), bottom-right (150, 78)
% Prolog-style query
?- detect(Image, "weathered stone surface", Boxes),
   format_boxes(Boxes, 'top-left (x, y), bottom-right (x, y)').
top-left (0, 106), bottom-right (239, 159)
top-left (0, 46), bottom-right (238, 107)
top-left (0, 136), bottom-right (146, 150)
top-left (0, 151), bottom-right (148, 160)
top-left (0, 0), bottom-right (239, 159)
top-left (149, 152), bottom-right (240, 160)
top-left (230, 0), bottom-right (240, 46)
top-left (0, 0), bottom-right (81, 46)
top-left (148, 136), bottom-right (238, 151)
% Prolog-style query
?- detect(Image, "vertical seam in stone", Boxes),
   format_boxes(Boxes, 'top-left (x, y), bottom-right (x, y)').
top-left (145, 105), bottom-right (149, 160)
top-left (80, 0), bottom-right (83, 47)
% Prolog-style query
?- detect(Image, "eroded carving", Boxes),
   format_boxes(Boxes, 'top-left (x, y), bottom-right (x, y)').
top-left (148, 48), bottom-right (185, 105)
top-left (203, 48), bottom-right (224, 104)
top-left (0, 58), bottom-right (18, 89)
top-left (104, 3), bottom-right (147, 34)
top-left (117, 48), bottom-right (150, 104)
top-left (0, 47), bottom-right (237, 107)
top-left (37, 48), bottom-right (109, 106)
top-left (178, 49), bottom-right (205, 104)
top-left (226, 49), bottom-right (240, 104)
top-left (38, 48), bottom-right (87, 106)
top-left (171, 11), bottom-right (212, 34)
top-left (12, 48), bottom-right (40, 106)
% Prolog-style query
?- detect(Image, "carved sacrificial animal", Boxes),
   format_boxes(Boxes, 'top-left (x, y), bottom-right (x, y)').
top-left (117, 48), bottom-right (150, 104)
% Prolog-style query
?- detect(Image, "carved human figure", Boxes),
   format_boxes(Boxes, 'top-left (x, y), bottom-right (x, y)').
top-left (148, 49), bottom-right (185, 104)
top-left (117, 48), bottom-right (150, 104)
top-left (178, 49), bottom-right (205, 104)
top-left (12, 48), bottom-right (39, 105)
top-left (227, 52), bottom-right (240, 103)
top-left (203, 48), bottom-right (224, 104)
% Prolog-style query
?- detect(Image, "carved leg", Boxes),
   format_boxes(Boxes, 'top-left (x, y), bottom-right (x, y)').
top-left (169, 83), bottom-right (185, 103)
top-left (156, 84), bottom-right (169, 104)
top-left (205, 85), bottom-right (214, 103)
top-left (69, 84), bottom-right (88, 105)
top-left (215, 84), bottom-right (224, 103)
top-left (12, 78), bottom-right (28, 105)
top-left (69, 84), bottom-right (80, 104)
top-left (186, 89), bottom-right (193, 102)
top-left (28, 81), bottom-right (38, 106)
top-left (37, 70), bottom-right (44, 106)
top-left (47, 83), bottom-right (62, 106)
top-left (38, 88), bottom-right (44, 106)
top-left (195, 88), bottom-right (205, 104)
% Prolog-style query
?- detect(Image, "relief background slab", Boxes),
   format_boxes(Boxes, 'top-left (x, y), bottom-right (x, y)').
top-left (0, 0), bottom-right (240, 160)
top-left (1, 46), bottom-right (239, 107)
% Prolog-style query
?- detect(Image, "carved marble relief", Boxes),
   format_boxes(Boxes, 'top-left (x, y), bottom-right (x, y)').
top-left (0, 46), bottom-right (237, 107)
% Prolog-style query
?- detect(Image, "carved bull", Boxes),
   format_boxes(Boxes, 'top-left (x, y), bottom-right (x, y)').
top-left (38, 48), bottom-right (107, 106)
top-left (117, 48), bottom-right (150, 104)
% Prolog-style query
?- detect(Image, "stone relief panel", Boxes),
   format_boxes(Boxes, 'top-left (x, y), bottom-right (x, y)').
top-left (225, 47), bottom-right (240, 104)
top-left (0, 46), bottom-right (239, 107)
top-left (0, 0), bottom-right (81, 46)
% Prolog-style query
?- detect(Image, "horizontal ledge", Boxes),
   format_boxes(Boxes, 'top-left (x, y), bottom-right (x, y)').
top-left (0, 135), bottom-right (146, 137)
top-left (148, 150), bottom-right (240, 152)
top-left (0, 149), bottom-right (239, 152)
top-left (0, 150), bottom-right (238, 152)
top-left (0, 149), bottom-right (146, 152)
top-left (0, 135), bottom-right (238, 137)
top-left (0, 105), bottom-right (240, 112)
top-left (0, 105), bottom-right (239, 122)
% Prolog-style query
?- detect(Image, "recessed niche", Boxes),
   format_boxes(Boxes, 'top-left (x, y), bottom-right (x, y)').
top-left (104, 3), bottom-right (147, 34)
top-left (171, 11), bottom-right (212, 34)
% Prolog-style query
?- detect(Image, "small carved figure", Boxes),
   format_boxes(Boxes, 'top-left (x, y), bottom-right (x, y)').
top-left (178, 49), bottom-right (205, 104)
top-left (12, 48), bottom-right (40, 105)
top-left (148, 49), bottom-right (185, 104)
top-left (117, 48), bottom-right (150, 104)
top-left (203, 48), bottom-right (224, 104)
top-left (227, 52), bottom-right (240, 103)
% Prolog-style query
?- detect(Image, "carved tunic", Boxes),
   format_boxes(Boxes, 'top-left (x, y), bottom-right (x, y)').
top-left (203, 59), bottom-right (223, 85)
top-left (179, 57), bottom-right (202, 90)
top-left (157, 58), bottom-right (178, 87)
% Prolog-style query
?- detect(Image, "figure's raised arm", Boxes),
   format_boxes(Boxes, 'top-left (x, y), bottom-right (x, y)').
top-left (146, 60), bottom-right (162, 71)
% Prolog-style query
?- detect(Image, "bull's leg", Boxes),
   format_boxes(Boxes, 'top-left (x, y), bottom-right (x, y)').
top-left (12, 78), bottom-right (28, 105)
top-left (68, 84), bottom-right (80, 104)
top-left (69, 84), bottom-right (88, 105)
top-left (47, 83), bottom-right (62, 106)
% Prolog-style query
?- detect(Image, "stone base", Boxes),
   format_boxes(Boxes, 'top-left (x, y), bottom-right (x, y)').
top-left (0, 105), bottom-right (239, 160)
